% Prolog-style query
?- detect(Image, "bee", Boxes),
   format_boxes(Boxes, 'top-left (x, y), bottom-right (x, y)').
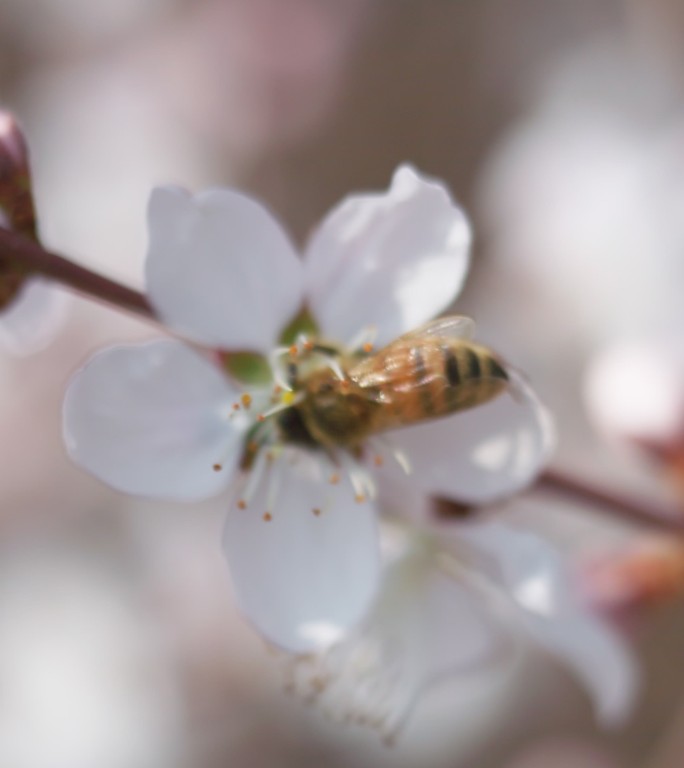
top-left (278, 316), bottom-right (509, 450)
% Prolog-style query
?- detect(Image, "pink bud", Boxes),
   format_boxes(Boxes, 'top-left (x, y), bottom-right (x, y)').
top-left (582, 536), bottom-right (684, 612)
top-left (0, 110), bottom-right (36, 239)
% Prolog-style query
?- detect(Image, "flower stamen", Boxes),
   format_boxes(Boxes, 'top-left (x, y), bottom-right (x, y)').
top-left (348, 324), bottom-right (378, 354)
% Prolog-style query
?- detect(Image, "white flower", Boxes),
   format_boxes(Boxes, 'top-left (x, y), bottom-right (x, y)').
top-left (289, 521), bottom-right (637, 741)
top-left (63, 165), bottom-right (553, 653)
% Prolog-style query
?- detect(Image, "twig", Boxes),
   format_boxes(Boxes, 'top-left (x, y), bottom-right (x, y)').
top-left (539, 468), bottom-right (684, 532)
top-left (0, 227), bottom-right (154, 319)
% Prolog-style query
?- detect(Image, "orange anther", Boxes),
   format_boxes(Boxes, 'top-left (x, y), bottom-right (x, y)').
top-left (289, 345), bottom-right (298, 357)
top-left (329, 473), bottom-right (340, 485)
top-left (273, 385), bottom-right (282, 395)
top-left (340, 380), bottom-right (351, 392)
top-left (213, 463), bottom-right (222, 472)
top-left (263, 512), bottom-right (273, 522)
top-left (237, 499), bottom-right (247, 510)
top-left (232, 402), bottom-right (241, 411)
top-left (312, 508), bottom-right (321, 517)
top-left (257, 414), bottom-right (266, 422)
top-left (241, 393), bottom-right (252, 409)
top-left (303, 340), bottom-right (314, 352)
top-left (374, 455), bottom-right (384, 467)
top-left (355, 494), bottom-right (365, 504)
top-left (362, 342), bottom-right (373, 353)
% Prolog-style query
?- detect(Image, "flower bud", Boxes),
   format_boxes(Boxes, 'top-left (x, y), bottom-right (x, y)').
top-left (0, 111), bottom-right (37, 312)
top-left (0, 111), bottom-right (36, 239)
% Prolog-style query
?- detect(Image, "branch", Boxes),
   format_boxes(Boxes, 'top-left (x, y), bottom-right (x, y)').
top-left (0, 227), bottom-right (154, 319)
top-left (539, 468), bottom-right (684, 532)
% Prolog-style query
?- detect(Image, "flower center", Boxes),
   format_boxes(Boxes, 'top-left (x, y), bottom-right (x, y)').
top-left (213, 329), bottom-right (411, 522)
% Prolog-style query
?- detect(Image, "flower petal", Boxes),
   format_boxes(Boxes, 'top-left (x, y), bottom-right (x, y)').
top-left (281, 527), bottom-right (504, 738)
top-left (457, 523), bottom-right (638, 726)
top-left (63, 340), bottom-right (245, 500)
top-left (0, 279), bottom-right (68, 356)
top-left (146, 187), bottom-right (304, 353)
top-left (305, 165), bottom-right (471, 347)
top-left (223, 448), bottom-right (380, 653)
top-left (388, 368), bottom-right (554, 504)
top-left (522, 611), bottom-right (638, 727)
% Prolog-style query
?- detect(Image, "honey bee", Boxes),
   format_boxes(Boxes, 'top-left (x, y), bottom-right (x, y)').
top-left (278, 316), bottom-right (509, 450)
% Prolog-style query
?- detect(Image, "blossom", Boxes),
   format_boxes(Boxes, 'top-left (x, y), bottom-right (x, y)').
top-left (288, 520), bottom-right (637, 741)
top-left (63, 165), bottom-right (553, 653)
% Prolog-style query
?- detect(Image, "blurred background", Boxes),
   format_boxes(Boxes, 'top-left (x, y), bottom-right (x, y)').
top-left (1, 0), bottom-right (684, 766)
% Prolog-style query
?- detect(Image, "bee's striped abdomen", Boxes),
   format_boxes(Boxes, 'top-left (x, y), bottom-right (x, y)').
top-left (440, 341), bottom-right (508, 413)
top-left (349, 336), bottom-right (510, 436)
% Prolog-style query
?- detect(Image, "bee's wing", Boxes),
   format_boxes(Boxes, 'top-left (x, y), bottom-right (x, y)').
top-left (395, 315), bottom-right (475, 343)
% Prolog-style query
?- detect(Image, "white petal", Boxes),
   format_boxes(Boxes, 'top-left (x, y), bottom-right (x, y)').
top-left (389, 369), bottom-right (555, 504)
top-left (523, 612), bottom-right (638, 727)
top-left (457, 523), bottom-right (638, 726)
top-left (146, 187), bottom-right (304, 353)
top-left (0, 279), bottom-right (68, 356)
top-left (63, 340), bottom-right (245, 500)
top-left (283, 527), bottom-right (501, 737)
top-left (223, 448), bottom-right (380, 653)
top-left (305, 165), bottom-right (471, 347)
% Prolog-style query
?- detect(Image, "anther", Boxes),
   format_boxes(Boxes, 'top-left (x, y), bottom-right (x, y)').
top-left (374, 455), bottom-right (384, 467)
top-left (232, 402), bottom-right (241, 411)
top-left (213, 463), bottom-right (222, 472)
top-left (263, 512), bottom-right (273, 522)
top-left (355, 494), bottom-right (365, 504)
top-left (289, 345), bottom-right (298, 358)
top-left (237, 499), bottom-right (247, 510)
top-left (303, 340), bottom-right (314, 352)
top-left (241, 393), bottom-right (252, 409)
top-left (257, 414), bottom-right (266, 422)
top-left (329, 473), bottom-right (340, 485)
top-left (362, 342), bottom-right (374, 354)
top-left (340, 380), bottom-right (351, 392)
top-left (312, 508), bottom-right (321, 517)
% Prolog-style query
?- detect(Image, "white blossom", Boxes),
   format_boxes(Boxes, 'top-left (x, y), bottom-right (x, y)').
top-left (63, 165), bottom-right (552, 653)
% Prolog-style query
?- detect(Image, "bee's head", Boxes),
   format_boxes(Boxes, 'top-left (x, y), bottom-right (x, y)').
top-left (296, 370), bottom-right (375, 448)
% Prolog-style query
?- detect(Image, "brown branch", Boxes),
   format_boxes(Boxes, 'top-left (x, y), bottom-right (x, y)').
top-left (539, 468), bottom-right (684, 533)
top-left (0, 227), bottom-right (154, 319)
